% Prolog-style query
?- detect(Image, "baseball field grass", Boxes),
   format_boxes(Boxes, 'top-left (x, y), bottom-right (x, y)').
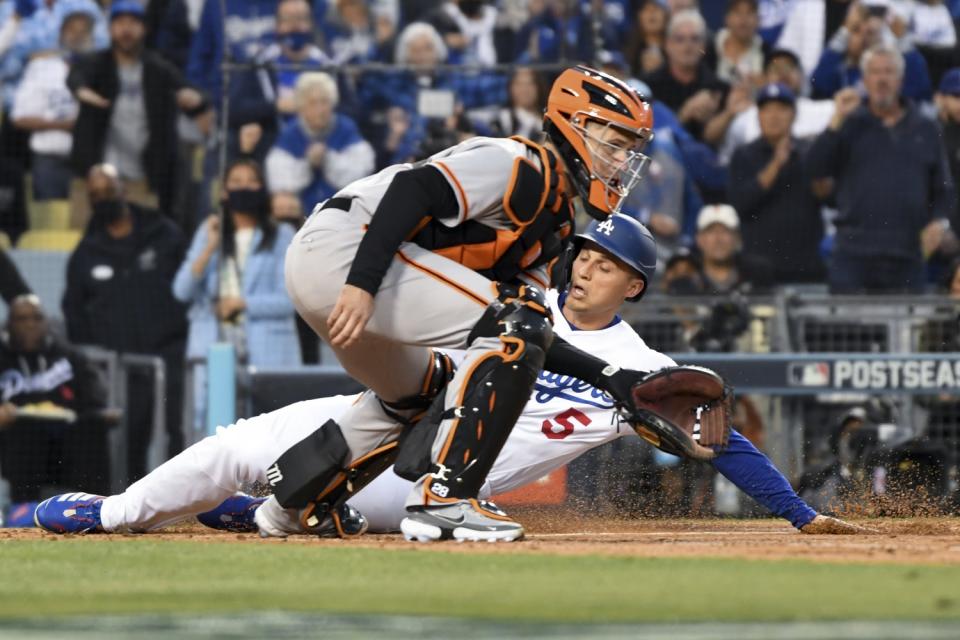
top-left (3, 535), bottom-right (960, 623)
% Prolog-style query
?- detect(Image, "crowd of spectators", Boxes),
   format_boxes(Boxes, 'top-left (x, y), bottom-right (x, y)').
top-left (1, 0), bottom-right (960, 516)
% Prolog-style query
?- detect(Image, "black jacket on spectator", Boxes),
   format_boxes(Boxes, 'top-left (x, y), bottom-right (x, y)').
top-left (67, 49), bottom-right (193, 214)
top-left (0, 338), bottom-right (109, 501)
top-left (943, 120), bottom-right (960, 226)
top-left (63, 205), bottom-right (187, 356)
top-left (728, 137), bottom-right (826, 284)
top-left (807, 102), bottom-right (955, 262)
top-left (643, 63), bottom-right (728, 141)
top-left (0, 248), bottom-right (30, 304)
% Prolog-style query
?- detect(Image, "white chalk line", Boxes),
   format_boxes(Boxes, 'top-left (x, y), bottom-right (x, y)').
top-left (531, 531), bottom-right (794, 538)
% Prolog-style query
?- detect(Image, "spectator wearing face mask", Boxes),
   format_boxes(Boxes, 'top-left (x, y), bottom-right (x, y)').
top-left (62, 164), bottom-right (188, 480)
top-left (228, 0), bottom-right (333, 163)
top-left (173, 158), bottom-right (300, 432)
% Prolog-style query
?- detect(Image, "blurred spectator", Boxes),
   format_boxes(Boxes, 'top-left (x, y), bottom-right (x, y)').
top-left (491, 67), bottom-right (547, 139)
top-left (809, 45), bottom-right (955, 293)
top-left (910, 0), bottom-right (959, 90)
top-left (757, 0), bottom-right (795, 43)
top-left (266, 72), bottom-right (375, 213)
top-left (0, 0), bottom-right (108, 109)
top-left (728, 83), bottom-right (826, 284)
top-left (62, 164), bottom-right (188, 480)
top-left (644, 10), bottom-right (731, 142)
top-left (10, 9), bottom-right (93, 201)
top-left (776, 0), bottom-right (855, 77)
top-left (624, 0), bottom-right (670, 77)
top-left (0, 247), bottom-right (30, 305)
top-left (358, 21), bottom-right (506, 163)
top-left (704, 0), bottom-right (770, 84)
top-left (173, 159), bottom-right (300, 430)
top-left (228, 0), bottom-right (332, 163)
top-left (425, 0), bottom-right (498, 65)
top-left (719, 48), bottom-right (834, 164)
top-left (514, 0), bottom-right (588, 63)
top-left (810, 2), bottom-right (932, 101)
top-left (186, 0), bottom-right (277, 104)
top-left (0, 294), bottom-right (109, 520)
top-left (145, 0), bottom-right (195, 71)
top-left (937, 68), bottom-right (960, 224)
top-left (910, 0), bottom-right (958, 47)
top-left (694, 204), bottom-right (775, 294)
top-left (661, 246), bottom-right (703, 294)
top-left (67, 1), bottom-right (211, 226)
top-left (322, 0), bottom-right (396, 64)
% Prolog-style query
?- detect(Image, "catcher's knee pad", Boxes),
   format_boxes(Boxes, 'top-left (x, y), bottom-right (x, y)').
top-left (396, 283), bottom-right (554, 501)
top-left (379, 350), bottom-right (455, 422)
top-left (266, 419), bottom-right (399, 536)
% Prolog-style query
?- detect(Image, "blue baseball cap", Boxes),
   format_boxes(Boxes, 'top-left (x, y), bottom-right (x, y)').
top-left (939, 68), bottom-right (960, 96)
top-left (110, 0), bottom-right (145, 21)
top-left (756, 82), bottom-right (796, 107)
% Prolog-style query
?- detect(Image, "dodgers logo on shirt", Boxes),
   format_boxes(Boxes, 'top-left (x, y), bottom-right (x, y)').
top-left (533, 370), bottom-right (615, 409)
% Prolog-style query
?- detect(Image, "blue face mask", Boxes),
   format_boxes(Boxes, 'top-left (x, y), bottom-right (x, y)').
top-left (280, 31), bottom-right (313, 52)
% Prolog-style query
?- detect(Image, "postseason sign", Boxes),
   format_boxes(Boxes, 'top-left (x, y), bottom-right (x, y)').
top-left (671, 354), bottom-right (960, 395)
top-left (792, 358), bottom-right (960, 392)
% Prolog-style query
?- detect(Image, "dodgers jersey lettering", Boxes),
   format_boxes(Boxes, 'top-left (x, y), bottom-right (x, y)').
top-left (480, 290), bottom-right (675, 496)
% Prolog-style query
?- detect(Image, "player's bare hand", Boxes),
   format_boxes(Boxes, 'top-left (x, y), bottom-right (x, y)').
top-left (0, 402), bottom-right (18, 430)
top-left (830, 88), bottom-right (861, 129)
top-left (328, 285), bottom-right (374, 348)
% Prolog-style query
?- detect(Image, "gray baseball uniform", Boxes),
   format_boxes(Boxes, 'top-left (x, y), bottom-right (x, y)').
top-left (283, 135), bottom-right (573, 507)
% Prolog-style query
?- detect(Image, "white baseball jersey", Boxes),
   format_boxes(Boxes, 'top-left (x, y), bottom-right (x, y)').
top-left (99, 290), bottom-right (672, 533)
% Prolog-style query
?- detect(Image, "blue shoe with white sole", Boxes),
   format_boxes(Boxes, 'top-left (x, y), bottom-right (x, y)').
top-left (197, 495), bottom-right (267, 532)
top-left (34, 493), bottom-right (105, 534)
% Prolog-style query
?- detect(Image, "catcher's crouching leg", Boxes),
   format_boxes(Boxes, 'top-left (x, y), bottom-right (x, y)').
top-left (259, 351), bottom-right (455, 538)
top-left (396, 284), bottom-right (553, 508)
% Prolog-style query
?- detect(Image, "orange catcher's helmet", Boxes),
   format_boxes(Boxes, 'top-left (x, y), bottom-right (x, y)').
top-left (544, 66), bottom-right (654, 220)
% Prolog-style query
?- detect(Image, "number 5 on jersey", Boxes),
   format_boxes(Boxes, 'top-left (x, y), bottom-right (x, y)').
top-left (542, 408), bottom-right (591, 440)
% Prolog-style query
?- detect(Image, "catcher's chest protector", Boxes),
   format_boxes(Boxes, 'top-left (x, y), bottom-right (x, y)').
top-left (409, 137), bottom-right (575, 283)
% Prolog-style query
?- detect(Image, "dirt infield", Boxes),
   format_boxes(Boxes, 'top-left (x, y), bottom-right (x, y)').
top-left (4, 509), bottom-right (960, 566)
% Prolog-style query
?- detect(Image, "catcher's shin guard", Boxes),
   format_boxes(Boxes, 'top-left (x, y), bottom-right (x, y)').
top-left (266, 419), bottom-right (400, 536)
top-left (418, 283), bottom-right (553, 502)
top-left (267, 352), bottom-right (454, 535)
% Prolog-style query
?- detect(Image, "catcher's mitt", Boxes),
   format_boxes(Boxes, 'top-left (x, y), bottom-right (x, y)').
top-left (624, 365), bottom-right (732, 461)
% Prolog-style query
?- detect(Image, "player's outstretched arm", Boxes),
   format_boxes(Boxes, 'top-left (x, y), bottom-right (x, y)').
top-left (711, 430), bottom-right (871, 534)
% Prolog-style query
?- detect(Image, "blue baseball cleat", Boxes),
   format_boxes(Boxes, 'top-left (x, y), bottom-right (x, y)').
top-left (34, 493), bottom-right (105, 534)
top-left (196, 495), bottom-right (267, 533)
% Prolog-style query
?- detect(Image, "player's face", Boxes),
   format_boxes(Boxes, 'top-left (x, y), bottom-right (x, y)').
top-left (567, 243), bottom-right (645, 314)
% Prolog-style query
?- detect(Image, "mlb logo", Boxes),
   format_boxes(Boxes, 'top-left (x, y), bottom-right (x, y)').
top-left (788, 362), bottom-right (830, 387)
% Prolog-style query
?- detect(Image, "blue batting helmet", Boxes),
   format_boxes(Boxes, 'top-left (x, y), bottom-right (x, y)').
top-left (573, 213), bottom-right (657, 301)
